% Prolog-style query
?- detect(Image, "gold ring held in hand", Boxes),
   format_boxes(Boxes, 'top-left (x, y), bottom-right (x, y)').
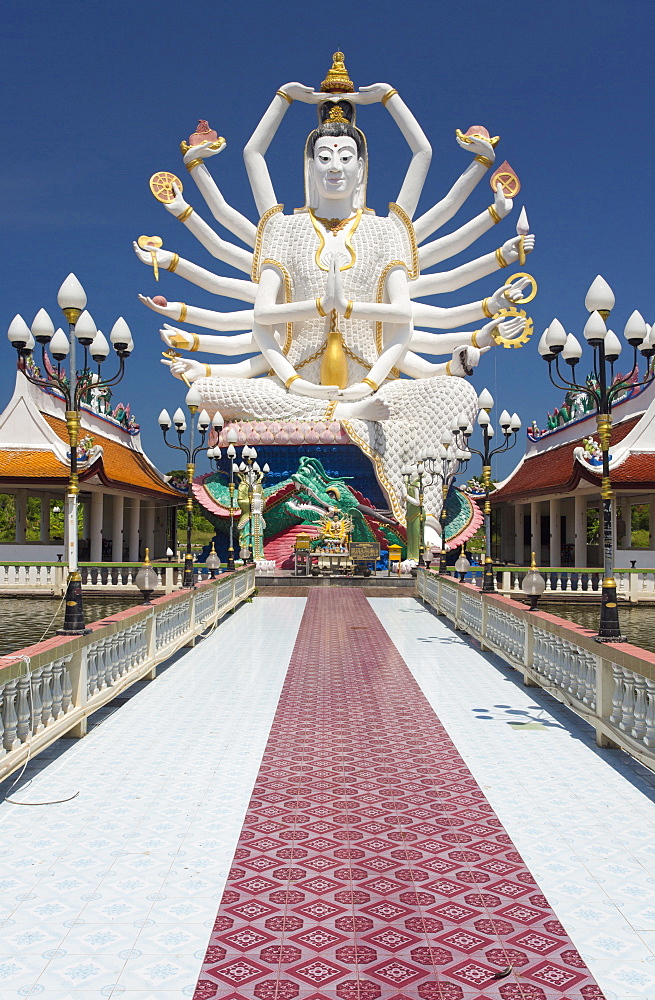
top-left (502, 272), bottom-right (538, 304)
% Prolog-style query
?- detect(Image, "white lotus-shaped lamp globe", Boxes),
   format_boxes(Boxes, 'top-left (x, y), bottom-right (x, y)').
top-left (226, 427), bottom-right (238, 444)
top-left (510, 413), bottom-right (521, 432)
top-left (110, 317), bottom-right (131, 351)
top-left (499, 409), bottom-right (511, 429)
top-left (477, 388), bottom-right (494, 411)
top-left (212, 410), bottom-right (224, 430)
top-left (477, 409), bottom-right (490, 427)
top-left (538, 326), bottom-right (553, 358)
top-left (624, 310), bottom-right (647, 347)
top-left (50, 328), bottom-right (70, 359)
top-left (197, 409), bottom-right (210, 430)
top-left (545, 318), bottom-right (567, 352)
top-left (585, 275), bottom-right (615, 315)
top-left (604, 329), bottom-right (622, 363)
top-left (562, 333), bottom-right (583, 364)
top-left (90, 331), bottom-right (110, 361)
top-left (57, 273), bottom-right (87, 313)
top-left (32, 308), bottom-right (54, 344)
top-left (583, 311), bottom-right (607, 344)
top-left (74, 310), bottom-right (97, 345)
top-left (158, 409), bottom-right (172, 430)
top-left (185, 385), bottom-right (202, 409)
top-left (173, 408), bottom-right (186, 430)
top-left (7, 315), bottom-right (31, 348)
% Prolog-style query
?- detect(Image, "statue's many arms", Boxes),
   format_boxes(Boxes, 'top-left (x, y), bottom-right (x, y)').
top-left (135, 52), bottom-right (536, 539)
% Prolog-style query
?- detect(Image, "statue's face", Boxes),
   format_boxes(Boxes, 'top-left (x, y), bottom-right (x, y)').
top-left (312, 136), bottom-right (362, 201)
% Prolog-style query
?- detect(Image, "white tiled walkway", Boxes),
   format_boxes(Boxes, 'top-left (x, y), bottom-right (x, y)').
top-left (371, 597), bottom-right (655, 1000)
top-left (0, 597), bottom-right (306, 999)
top-left (2, 594), bottom-right (655, 998)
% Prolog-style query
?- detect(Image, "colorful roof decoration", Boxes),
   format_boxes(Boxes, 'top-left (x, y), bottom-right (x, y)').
top-left (0, 372), bottom-right (179, 498)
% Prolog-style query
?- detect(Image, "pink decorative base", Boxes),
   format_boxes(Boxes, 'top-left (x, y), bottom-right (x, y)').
top-left (193, 591), bottom-right (604, 999)
top-left (214, 421), bottom-right (352, 448)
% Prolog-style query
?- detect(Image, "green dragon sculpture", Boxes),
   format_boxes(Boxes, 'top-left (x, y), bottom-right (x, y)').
top-left (194, 456), bottom-right (482, 564)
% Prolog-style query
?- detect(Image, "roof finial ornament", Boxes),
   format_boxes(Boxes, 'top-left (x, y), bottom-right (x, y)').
top-left (320, 50), bottom-right (354, 93)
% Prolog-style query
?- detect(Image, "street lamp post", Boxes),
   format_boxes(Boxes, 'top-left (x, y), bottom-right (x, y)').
top-left (538, 275), bottom-right (654, 641)
top-left (7, 274), bottom-right (133, 634)
top-left (418, 416), bottom-right (472, 574)
top-left (466, 390), bottom-right (521, 592)
top-left (158, 388), bottom-right (222, 587)
top-left (237, 447), bottom-right (269, 563)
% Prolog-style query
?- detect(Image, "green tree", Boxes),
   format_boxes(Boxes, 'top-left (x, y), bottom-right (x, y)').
top-left (167, 470), bottom-right (216, 547)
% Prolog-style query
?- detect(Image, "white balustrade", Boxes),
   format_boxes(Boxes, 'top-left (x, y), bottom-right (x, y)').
top-left (0, 566), bottom-right (255, 781)
top-left (0, 561), bottom-right (186, 595)
top-left (418, 568), bottom-right (655, 772)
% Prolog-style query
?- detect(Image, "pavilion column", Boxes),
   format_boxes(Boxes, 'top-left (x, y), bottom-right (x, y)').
top-left (549, 498), bottom-right (561, 568)
top-left (530, 501), bottom-right (540, 563)
top-left (111, 495), bottom-right (124, 562)
top-left (143, 501), bottom-right (155, 557)
top-left (514, 504), bottom-right (524, 565)
top-left (574, 493), bottom-right (587, 567)
top-left (649, 495), bottom-right (655, 551)
top-left (128, 498), bottom-right (140, 561)
top-left (39, 496), bottom-right (49, 543)
top-left (89, 492), bottom-right (103, 562)
top-left (15, 490), bottom-right (27, 544)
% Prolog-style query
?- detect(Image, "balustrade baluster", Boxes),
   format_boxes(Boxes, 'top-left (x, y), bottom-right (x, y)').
top-left (643, 679), bottom-right (655, 747)
top-left (16, 674), bottom-right (32, 742)
top-left (2, 679), bottom-right (18, 750)
top-left (86, 643), bottom-right (98, 696)
top-left (619, 668), bottom-right (636, 733)
top-left (631, 675), bottom-right (648, 741)
top-left (109, 635), bottom-right (122, 683)
top-left (61, 658), bottom-right (73, 712)
top-left (31, 666), bottom-right (44, 733)
top-left (40, 663), bottom-right (54, 727)
top-left (51, 660), bottom-right (64, 718)
top-left (610, 664), bottom-right (624, 726)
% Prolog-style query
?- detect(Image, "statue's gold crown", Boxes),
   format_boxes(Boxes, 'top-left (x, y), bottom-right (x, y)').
top-left (320, 50), bottom-right (354, 93)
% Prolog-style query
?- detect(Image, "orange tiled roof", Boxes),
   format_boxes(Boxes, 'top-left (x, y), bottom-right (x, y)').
top-left (15, 415), bottom-right (181, 497)
top-left (491, 417), bottom-right (641, 502)
top-left (0, 449), bottom-right (69, 478)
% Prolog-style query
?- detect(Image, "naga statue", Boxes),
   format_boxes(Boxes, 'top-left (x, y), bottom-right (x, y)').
top-left (135, 52), bottom-right (535, 545)
top-left (194, 457), bottom-right (482, 566)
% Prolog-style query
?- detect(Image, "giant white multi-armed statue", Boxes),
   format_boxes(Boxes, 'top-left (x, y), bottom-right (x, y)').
top-left (135, 53), bottom-right (536, 538)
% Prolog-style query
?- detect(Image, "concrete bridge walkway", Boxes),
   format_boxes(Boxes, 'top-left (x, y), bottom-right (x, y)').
top-left (0, 592), bottom-right (654, 999)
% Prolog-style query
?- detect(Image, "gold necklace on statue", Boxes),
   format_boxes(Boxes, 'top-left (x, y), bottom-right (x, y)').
top-left (313, 213), bottom-right (358, 236)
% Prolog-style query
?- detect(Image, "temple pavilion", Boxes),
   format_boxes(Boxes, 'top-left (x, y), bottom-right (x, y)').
top-left (490, 375), bottom-right (655, 569)
top-left (0, 370), bottom-right (181, 561)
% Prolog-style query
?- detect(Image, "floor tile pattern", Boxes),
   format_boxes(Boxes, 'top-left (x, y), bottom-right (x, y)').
top-left (194, 590), bottom-right (604, 999)
top-left (371, 598), bottom-right (655, 1000)
top-left (0, 597), bottom-right (307, 998)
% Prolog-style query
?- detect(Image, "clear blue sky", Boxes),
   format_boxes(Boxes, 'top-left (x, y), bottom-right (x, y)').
top-left (2, 0), bottom-right (654, 480)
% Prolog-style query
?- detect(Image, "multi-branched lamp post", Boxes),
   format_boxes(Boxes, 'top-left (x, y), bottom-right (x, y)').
top-left (538, 275), bottom-right (654, 642)
top-left (207, 427), bottom-right (238, 572)
top-left (7, 273), bottom-right (133, 634)
top-left (466, 389), bottom-right (521, 593)
top-left (419, 416), bottom-right (473, 573)
top-left (238, 445), bottom-right (270, 563)
top-left (158, 386), bottom-right (223, 587)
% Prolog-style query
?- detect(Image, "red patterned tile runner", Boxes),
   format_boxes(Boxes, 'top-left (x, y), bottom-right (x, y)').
top-left (194, 591), bottom-right (604, 999)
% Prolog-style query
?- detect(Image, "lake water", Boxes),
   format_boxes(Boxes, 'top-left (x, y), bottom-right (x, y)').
top-left (1, 593), bottom-right (653, 659)
top-left (543, 601), bottom-right (655, 653)
top-left (0, 595), bottom-right (139, 656)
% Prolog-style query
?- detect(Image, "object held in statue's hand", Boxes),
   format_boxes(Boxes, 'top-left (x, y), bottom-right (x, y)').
top-left (137, 235), bottom-right (163, 281)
